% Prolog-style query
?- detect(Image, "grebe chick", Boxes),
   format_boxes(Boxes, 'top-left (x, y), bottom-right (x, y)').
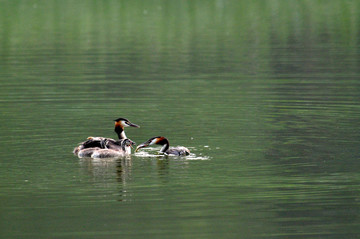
top-left (91, 139), bottom-right (136, 159)
top-left (77, 147), bottom-right (101, 158)
top-left (135, 136), bottom-right (190, 156)
top-left (73, 118), bottom-right (139, 157)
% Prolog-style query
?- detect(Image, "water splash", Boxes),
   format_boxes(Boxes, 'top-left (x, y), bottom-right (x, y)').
top-left (134, 147), bottom-right (210, 160)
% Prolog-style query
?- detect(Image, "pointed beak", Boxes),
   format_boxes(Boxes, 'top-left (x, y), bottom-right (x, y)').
top-left (128, 122), bottom-right (140, 128)
top-left (130, 141), bottom-right (136, 149)
top-left (135, 143), bottom-right (148, 152)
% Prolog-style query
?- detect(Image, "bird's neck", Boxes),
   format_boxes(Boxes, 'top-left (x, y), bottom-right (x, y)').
top-left (125, 146), bottom-right (131, 154)
top-left (159, 138), bottom-right (170, 153)
top-left (119, 131), bottom-right (127, 139)
top-left (115, 126), bottom-right (127, 139)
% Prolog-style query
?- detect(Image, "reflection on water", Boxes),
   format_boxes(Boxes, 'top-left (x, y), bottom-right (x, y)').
top-left (1, 1), bottom-right (360, 238)
top-left (79, 157), bottom-right (133, 202)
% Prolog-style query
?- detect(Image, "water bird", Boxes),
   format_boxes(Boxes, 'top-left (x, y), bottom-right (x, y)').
top-left (91, 138), bottom-right (136, 159)
top-left (135, 136), bottom-right (190, 156)
top-left (77, 138), bottom-right (135, 159)
top-left (73, 118), bottom-right (139, 157)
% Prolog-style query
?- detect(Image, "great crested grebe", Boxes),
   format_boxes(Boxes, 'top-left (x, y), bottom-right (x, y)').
top-left (135, 136), bottom-right (190, 156)
top-left (78, 138), bottom-right (136, 159)
top-left (73, 118), bottom-right (139, 157)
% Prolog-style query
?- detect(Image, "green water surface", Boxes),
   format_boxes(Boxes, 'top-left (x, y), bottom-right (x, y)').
top-left (0, 1), bottom-right (359, 238)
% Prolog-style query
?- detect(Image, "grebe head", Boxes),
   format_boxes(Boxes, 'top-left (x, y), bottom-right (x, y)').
top-left (120, 138), bottom-right (136, 154)
top-left (114, 118), bottom-right (140, 128)
top-left (121, 138), bottom-right (136, 148)
top-left (114, 117), bottom-right (140, 139)
top-left (135, 136), bottom-right (168, 152)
